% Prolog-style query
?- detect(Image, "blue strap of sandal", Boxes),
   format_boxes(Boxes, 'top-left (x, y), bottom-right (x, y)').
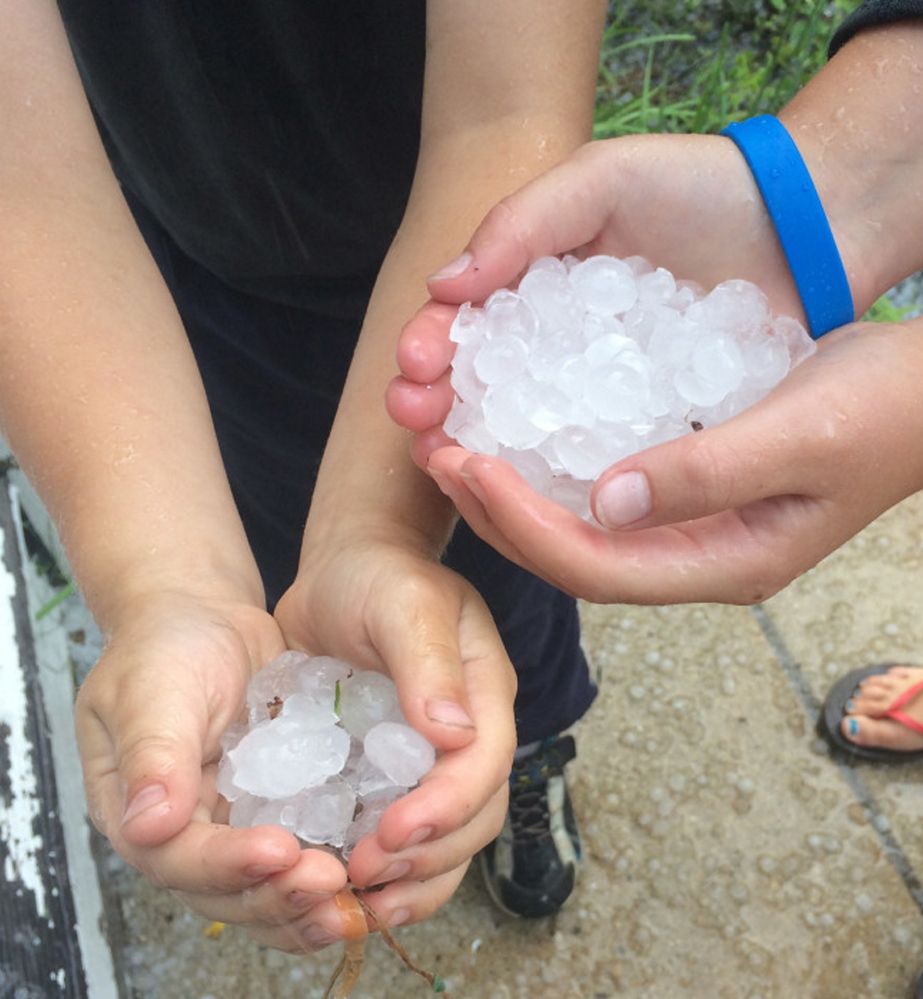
top-left (720, 115), bottom-right (854, 339)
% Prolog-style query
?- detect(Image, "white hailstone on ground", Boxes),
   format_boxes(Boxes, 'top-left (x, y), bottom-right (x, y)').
top-left (446, 254), bottom-right (816, 520)
top-left (218, 651), bottom-right (437, 855)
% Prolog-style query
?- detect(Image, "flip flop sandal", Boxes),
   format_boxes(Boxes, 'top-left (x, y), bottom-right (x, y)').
top-left (915, 967), bottom-right (923, 999)
top-left (819, 663), bottom-right (923, 764)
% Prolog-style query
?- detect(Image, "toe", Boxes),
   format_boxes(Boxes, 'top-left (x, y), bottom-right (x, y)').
top-left (848, 684), bottom-right (890, 717)
top-left (841, 714), bottom-right (923, 754)
top-left (854, 666), bottom-right (923, 714)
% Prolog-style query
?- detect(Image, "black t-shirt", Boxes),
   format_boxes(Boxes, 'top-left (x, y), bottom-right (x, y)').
top-left (830, 0), bottom-right (923, 54)
top-left (55, 0), bottom-right (922, 317)
top-left (56, 0), bottom-right (426, 317)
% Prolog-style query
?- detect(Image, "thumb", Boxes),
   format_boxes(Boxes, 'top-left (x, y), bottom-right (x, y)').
top-left (76, 679), bottom-right (213, 850)
top-left (367, 571), bottom-right (513, 755)
top-left (117, 726), bottom-right (206, 849)
top-left (591, 406), bottom-right (813, 533)
top-left (590, 333), bottom-right (866, 532)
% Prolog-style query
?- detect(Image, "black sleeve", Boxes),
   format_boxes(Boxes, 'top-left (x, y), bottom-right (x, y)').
top-left (829, 0), bottom-right (923, 57)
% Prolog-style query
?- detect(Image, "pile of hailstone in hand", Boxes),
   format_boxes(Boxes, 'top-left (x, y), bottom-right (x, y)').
top-left (446, 254), bottom-right (816, 518)
top-left (217, 652), bottom-right (436, 856)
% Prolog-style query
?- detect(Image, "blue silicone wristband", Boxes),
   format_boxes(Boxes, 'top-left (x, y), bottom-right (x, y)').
top-left (719, 115), bottom-right (854, 339)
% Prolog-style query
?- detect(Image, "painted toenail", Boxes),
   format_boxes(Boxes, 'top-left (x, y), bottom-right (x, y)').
top-left (845, 699), bottom-right (855, 713)
top-left (847, 718), bottom-right (859, 737)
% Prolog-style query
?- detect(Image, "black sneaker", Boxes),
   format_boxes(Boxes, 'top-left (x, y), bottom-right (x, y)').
top-left (478, 734), bottom-right (581, 918)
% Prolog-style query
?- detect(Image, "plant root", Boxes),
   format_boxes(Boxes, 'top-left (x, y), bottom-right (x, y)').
top-left (321, 890), bottom-right (453, 997)
top-left (356, 895), bottom-right (452, 997)
top-left (322, 933), bottom-right (368, 999)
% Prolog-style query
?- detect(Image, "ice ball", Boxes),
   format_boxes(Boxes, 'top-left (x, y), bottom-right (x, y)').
top-left (218, 652), bottom-right (437, 856)
top-left (364, 721), bottom-right (437, 788)
top-left (446, 254), bottom-right (814, 520)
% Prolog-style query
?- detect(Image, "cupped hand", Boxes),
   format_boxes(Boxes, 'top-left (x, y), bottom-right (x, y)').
top-left (417, 319), bottom-right (923, 605)
top-left (273, 534), bottom-right (518, 929)
top-left (386, 133), bottom-right (819, 463)
top-left (75, 591), bottom-right (355, 953)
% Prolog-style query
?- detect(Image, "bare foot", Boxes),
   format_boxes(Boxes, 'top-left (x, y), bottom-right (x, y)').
top-left (841, 665), bottom-right (923, 753)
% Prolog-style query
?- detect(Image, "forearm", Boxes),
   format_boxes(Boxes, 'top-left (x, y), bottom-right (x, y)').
top-left (306, 132), bottom-right (589, 556)
top-left (0, 0), bottom-right (261, 629)
top-left (303, 0), bottom-right (606, 558)
top-left (0, 216), bottom-right (263, 628)
top-left (777, 19), bottom-right (923, 312)
top-left (0, 243), bottom-right (262, 627)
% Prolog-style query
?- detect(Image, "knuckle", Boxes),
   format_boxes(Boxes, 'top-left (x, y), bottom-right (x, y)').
top-left (673, 437), bottom-right (733, 512)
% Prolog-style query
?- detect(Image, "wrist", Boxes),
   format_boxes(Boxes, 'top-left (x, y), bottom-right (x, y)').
top-left (721, 115), bottom-right (853, 338)
top-left (778, 21), bottom-right (923, 313)
top-left (69, 526), bottom-right (265, 635)
top-left (304, 403), bottom-right (460, 566)
top-left (302, 477), bottom-right (458, 570)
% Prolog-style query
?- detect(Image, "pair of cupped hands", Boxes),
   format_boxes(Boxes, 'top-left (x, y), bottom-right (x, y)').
top-left (76, 538), bottom-right (517, 954)
top-left (76, 133), bottom-right (923, 957)
top-left (389, 134), bottom-right (923, 606)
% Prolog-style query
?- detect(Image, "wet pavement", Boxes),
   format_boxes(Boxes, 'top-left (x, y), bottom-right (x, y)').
top-left (92, 491), bottom-right (923, 999)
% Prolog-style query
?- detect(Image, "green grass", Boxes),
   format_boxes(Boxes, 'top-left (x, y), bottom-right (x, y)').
top-left (594, 0), bottom-right (853, 138)
top-left (592, 0), bottom-right (922, 322)
top-left (863, 295), bottom-right (916, 323)
top-left (35, 580), bottom-right (76, 620)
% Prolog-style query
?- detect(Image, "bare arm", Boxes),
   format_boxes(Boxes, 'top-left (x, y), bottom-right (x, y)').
top-left (302, 0), bottom-right (607, 562)
top-left (0, 0), bottom-right (261, 620)
top-left (779, 20), bottom-right (923, 311)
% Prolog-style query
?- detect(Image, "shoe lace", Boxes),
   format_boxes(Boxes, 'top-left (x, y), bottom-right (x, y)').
top-left (508, 785), bottom-right (550, 841)
top-left (508, 735), bottom-right (576, 841)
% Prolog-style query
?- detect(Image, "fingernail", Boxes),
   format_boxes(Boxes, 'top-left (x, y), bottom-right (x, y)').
top-left (430, 252), bottom-right (473, 281)
top-left (426, 699), bottom-right (475, 729)
top-left (288, 890), bottom-right (325, 910)
top-left (302, 924), bottom-right (338, 950)
top-left (389, 907), bottom-right (411, 928)
top-left (244, 863), bottom-right (291, 880)
top-left (847, 718), bottom-right (859, 737)
top-left (458, 470), bottom-right (488, 506)
top-left (370, 860), bottom-right (412, 887)
top-left (399, 825), bottom-right (434, 850)
top-left (595, 471), bottom-right (652, 528)
top-left (121, 783), bottom-right (168, 827)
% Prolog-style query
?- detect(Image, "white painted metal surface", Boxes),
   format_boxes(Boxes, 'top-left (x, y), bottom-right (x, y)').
top-left (0, 463), bottom-right (120, 998)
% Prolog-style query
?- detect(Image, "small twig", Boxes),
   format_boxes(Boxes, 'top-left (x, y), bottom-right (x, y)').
top-left (355, 895), bottom-right (452, 996)
top-left (322, 934), bottom-right (367, 999)
top-left (322, 954), bottom-right (346, 999)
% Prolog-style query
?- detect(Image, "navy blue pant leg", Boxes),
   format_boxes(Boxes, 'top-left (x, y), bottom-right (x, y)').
top-left (442, 522), bottom-right (596, 744)
top-left (127, 193), bottom-right (596, 744)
